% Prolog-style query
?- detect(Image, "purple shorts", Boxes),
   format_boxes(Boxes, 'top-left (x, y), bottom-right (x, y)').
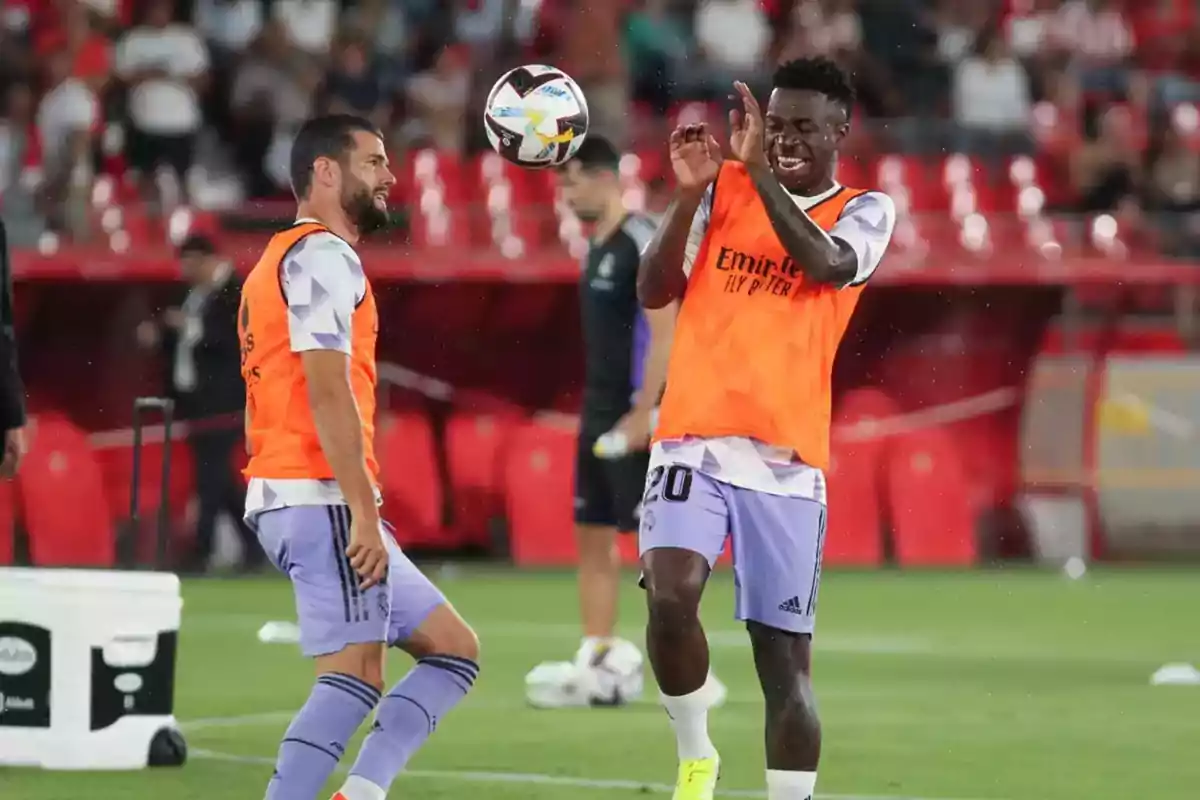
top-left (256, 505), bottom-right (446, 657)
top-left (638, 465), bottom-right (827, 635)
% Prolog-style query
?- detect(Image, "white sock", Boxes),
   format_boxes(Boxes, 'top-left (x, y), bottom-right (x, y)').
top-left (576, 636), bottom-right (614, 666)
top-left (660, 684), bottom-right (718, 761)
top-left (766, 769), bottom-right (818, 800)
top-left (336, 774), bottom-right (386, 800)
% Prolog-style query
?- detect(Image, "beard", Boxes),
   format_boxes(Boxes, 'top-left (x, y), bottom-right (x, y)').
top-left (572, 206), bottom-right (602, 223)
top-left (342, 183), bottom-right (389, 236)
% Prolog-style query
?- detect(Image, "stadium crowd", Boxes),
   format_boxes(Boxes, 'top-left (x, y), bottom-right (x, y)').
top-left (0, 0), bottom-right (1199, 256)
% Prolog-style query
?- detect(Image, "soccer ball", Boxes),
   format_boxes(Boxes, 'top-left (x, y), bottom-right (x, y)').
top-left (524, 638), bottom-right (645, 708)
top-left (483, 64), bottom-right (589, 169)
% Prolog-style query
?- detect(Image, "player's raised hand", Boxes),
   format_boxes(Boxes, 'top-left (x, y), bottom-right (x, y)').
top-left (346, 510), bottom-right (389, 590)
top-left (729, 81), bottom-right (767, 166)
top-left (669, 123), bottom-right (722, 195)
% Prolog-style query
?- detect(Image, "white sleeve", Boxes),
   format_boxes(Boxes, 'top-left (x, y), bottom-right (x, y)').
top-left (828, 191), bottom-right (896, 287)
top-left (113, 34), bottom-right (138, 78)
top-left (281, 232), bottom-right (366, 354)
top-left (681, 185), bottom-right (713, 278)
top-left (174, 31), bottom-right (209, 76)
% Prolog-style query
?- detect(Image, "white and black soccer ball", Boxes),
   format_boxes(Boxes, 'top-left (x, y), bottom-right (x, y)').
top-left (483, 64), bottom-right (589, 169)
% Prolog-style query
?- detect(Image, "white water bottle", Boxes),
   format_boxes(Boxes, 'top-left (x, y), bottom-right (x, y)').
top-left (592, 430), bottom-right (630, 459)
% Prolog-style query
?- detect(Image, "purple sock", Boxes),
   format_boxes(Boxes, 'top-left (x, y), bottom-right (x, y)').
top-left (347, 655), bottom-right (479, 791)
top-left (264, 673), bottom-right (381, 800)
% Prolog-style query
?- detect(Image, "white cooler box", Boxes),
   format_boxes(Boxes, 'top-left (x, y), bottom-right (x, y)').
top-left (0, 567), bottom-right (186, 769)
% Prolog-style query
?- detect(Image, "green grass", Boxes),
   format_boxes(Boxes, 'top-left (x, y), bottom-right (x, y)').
top-left (4, 567), bottom-right (1200, 799)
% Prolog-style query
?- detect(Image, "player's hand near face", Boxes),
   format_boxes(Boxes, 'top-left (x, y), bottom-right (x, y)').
top-left (346, 506), bottom-right (388, 590)
top-left (729, 81), bottom-right (768, 167)
top-left (669, 123), bottom-right (722, 196)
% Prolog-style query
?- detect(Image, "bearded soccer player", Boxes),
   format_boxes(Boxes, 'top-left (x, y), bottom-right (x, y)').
top-left (528, 136), bottom-right (724, 706)
top-left (238, 114), bottom-right (479, 800)
top-left (637, 58), bottom-right (896, 800)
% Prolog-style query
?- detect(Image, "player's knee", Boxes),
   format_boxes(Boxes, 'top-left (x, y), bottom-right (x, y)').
top-left (644, 577), bottom-right (703, 631)
top-left (403, 605), bottom-right (481, 664)
top-left (317, 642), bottom-right (387, 691)
top-left (437, 621), bottom-right (480, 664)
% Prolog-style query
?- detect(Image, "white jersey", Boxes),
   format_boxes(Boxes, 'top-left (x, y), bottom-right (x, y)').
top-left (244, 221), bottom-right (377, 522)
top-left (648, 182), bottom-right (897, 500)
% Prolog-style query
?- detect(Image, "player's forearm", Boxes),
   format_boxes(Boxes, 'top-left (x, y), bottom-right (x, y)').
top-left (634, 306), bottom-right (676, 412)
top-left (307, 383), bottom-right (377, 514)
top-left (637, 192), bottom-right (700, 309)
top-left (746, 162), bottom-right (857, 286)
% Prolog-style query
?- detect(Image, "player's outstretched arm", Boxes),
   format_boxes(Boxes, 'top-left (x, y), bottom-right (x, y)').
top-left (638, 124), bottom-right (722, 308)
top-left (637, 194), bottom-right (699, 308)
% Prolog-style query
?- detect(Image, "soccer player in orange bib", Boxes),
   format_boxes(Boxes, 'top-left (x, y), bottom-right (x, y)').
top-left (238, 114), bottom-right (479, 800)
top-left (637, 58), bottom-right (896, 800)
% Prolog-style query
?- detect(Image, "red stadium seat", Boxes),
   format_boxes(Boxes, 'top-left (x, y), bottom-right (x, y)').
top-left (884, 429), bottom-right (978, 567)
top-left (94, 439), bottom-right (195, 560)
top-left (0, 480), bottom-right (15, 565)
top-left (504, 416), bottom-right (577, 566)
top-left (825, 388), bottom-right (898, 566)
top-left (376, 411), bottom-right (447, 548)
top-left (444, 408), bottom-right (521, 546)
top-left (18, 414), bottom-right (115, 567)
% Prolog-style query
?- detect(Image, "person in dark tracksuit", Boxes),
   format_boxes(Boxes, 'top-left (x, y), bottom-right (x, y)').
top-left (528, 135), bottom-right (680, 699)
top-left (136, 234), bottom-right (261, 572)
top-left (0, 219), bottom-right (26, 478)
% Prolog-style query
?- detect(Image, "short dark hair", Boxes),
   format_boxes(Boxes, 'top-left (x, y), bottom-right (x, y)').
top-left (772, 57), bottom-right (856, 113)
top-left (566, 134), bottom-right (621, 173)
top-left (178, 233), bottom-right (216, 257)
top-left (289, 114), bottom-right (383, 199)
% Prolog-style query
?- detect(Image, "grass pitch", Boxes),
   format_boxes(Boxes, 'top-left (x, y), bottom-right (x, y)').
top-left (4, 567), bottom-right (1199, 799)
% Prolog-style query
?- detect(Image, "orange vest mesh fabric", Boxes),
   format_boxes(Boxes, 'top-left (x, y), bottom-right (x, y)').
top-left (654, 162), bottom-right (868, 471)
top-left (238, 222), bottom-right (380, 482)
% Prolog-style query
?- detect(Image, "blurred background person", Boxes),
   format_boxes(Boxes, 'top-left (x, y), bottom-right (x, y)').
top-left (136, 234), bottom-right (259, 573)
top-left (0, 217), bottom-right (25, 478)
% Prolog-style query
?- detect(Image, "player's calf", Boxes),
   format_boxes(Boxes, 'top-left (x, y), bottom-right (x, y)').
top-left (748, 621), bottom-right (820, 799)
top-left (335, 604), bottom-right (480, 800)
top-left (642, 547), bottom-right (722, 781)
top-left (264, 642), bottom-right (386, 800)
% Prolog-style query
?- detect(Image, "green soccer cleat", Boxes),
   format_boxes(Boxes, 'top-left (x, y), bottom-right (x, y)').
top-left (672, 754), bottom-right (720, 800)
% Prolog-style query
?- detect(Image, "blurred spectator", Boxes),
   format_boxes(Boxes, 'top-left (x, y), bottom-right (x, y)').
top-left (0, 82), bottom-right (39, 243)
top-left (115, 0), bottom-right (210, 207)
top-left (344, 0), bottom-right (413, 92)
top-left (1004, 0), bottom-right (1058, 62)
top-left (455, 0), bottom-right (538, 61)
top-left (272, 0), bottom-right (337, 57)
top-left (952, 28), bottom-right (1034, 156)
top-left (786, 0), bottom-right (863, 62)
top-left (231, 20), bottom-right (317, 198)
top-left (624, 0), bottom-right (692, 113)
top-left (935, 0), bottom-right (992, 64)
top-left (194, 0), bottom-right (263, 58)
top-left (559, 4), bottom-right (628, 145)
top-left (1048, 0), bottom-right (1135, 95)
top-left (321, 35), bottom-right (390, 129)
top-left (1070, 104), bottom-right (1140, 212)
top-left (35, 1), bottom-right (113, 94)
top-left (403, 44), bottom-right (470, 151)
top-left (0, 83), bottom-right (34, 201)
top-left (694, 0), bottom-right (770, 76)
top-left (1144, 119), bottom-right (1200, 257)
top-left (135, 234), bottom-right (259, 573)
top-left (35, 49), bottom-right (98, 236)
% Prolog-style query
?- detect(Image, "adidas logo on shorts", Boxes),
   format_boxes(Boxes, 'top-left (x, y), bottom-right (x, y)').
top-left (778, 596), bottom-right (804, 615)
